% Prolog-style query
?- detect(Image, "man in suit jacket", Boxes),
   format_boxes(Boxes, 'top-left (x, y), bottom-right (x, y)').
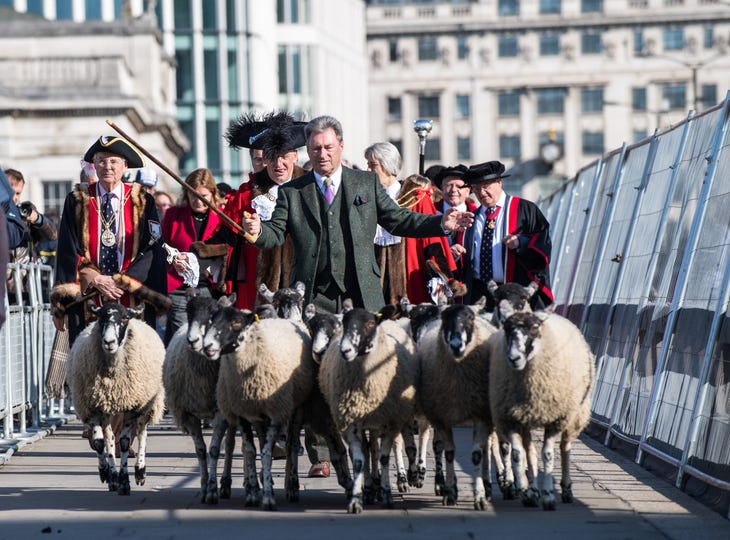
top-left (461, 160), bottom-right (553, 310)
top-left (243, 115), bottom-right (474, 313)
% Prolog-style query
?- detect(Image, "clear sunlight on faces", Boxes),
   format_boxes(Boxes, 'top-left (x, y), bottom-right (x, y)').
top-left (367, 159), bottom-right (389, 188)
top-left (251, 149), bottom-right (265, 173)
top-left (307, 128), bottom-right (344, 178)
top-left (188, 186), bottom-right (212, 213)
top-left (265, 151), bottom-right (298, 184)
top-left (442, 178), bottom-right (470, 207)
top-left (472, 179), bottom-right (503, 208)
top-left (93, 152), bottom-right (127, 189)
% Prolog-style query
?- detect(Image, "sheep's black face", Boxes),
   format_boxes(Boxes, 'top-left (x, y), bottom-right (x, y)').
top-left (305, 312), bottom-right (342, 364)
top-left (440, 304), bottom-right (475, 358)
top-left (92, 303), bottom-right (139, 355)
top-left (340, 308), bottom-right (378, 362)
top-left (186, 295), bottom-right (219, 353)
top-left (260, 281), bottom-right (306, 321)
top-left (489, 282), bottom-right (538, 328)
top-left (502, 312), bottom-right (543, 370)
top-left (407, 303), bottom-right (441, 343)
top-left (202, 306), bottom-right (254, 360)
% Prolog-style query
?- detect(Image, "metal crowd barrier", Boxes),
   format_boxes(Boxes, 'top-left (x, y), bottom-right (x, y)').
top-left (540, 90), bottom-right (730, 516)
top-left (0, 262), bottom-right (66, 444)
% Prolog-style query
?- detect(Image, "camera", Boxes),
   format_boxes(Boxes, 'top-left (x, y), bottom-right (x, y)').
top-left (18, 201), bottom-right (35, 220)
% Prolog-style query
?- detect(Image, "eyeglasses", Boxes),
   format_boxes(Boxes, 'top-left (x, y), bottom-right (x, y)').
top-left (94, 157), bottom-right (126, 168)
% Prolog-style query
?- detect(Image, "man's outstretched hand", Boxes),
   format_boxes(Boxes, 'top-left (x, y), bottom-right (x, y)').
top-left (441, 207), bottom-right (475, 232)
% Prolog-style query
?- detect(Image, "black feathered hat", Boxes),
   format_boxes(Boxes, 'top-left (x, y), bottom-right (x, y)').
top-left (225, 111), bottom-right (306, 157)
top-left (83, 136), bottom-right (145, 168)
top-left (463, 160), bottom-right (510, 185)
top-left (433, 164), bottom-right (468, 189)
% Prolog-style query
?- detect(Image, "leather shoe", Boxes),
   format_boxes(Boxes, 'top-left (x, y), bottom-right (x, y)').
top-left (307, 461), bottom-right (331, 478)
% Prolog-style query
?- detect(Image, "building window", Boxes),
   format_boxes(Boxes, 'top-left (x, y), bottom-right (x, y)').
top-left (203, 42), bottom-right (219, 101)
top-left (500, 135), bottom-right (521, 160)
top-left (177, 106), bottom-right (196, 174)
top-left (455, 94), bottom-right (470, 118)
top-left (582, 131), bottom-right (604, 154)
top-left (388, 97), bottom-right (402, 121)
top-left (540, 33), bottom-right (561, 56)
top-left (174, 0), bottom-right (193, 29)
top-left (389, 40), bottom-right (398, 62)
top-left (226, 0), bottom-right (237, 33)
top-left (632, 87), bottom-right (647, 111)
top-left (498, 35), bottom-right (519, 57)
top-left (538, 131), bottom-right (564, 147)
top-left (27, 0), bottom-right (42, 16)
top-left (43, 180), bottom-right (73, 217)
top-left (540, 0), bottom-right (561, 14)
top-left (418, 95), bottom-right (440, 118)
top-left (581, 0), bottom-right (602, 12)
top-left (704, 27), bottom-right (714, 49)
top-left (418, 38), bottom-right (439, 61)
top-left (203, 1), bottom-right (217, 29)
top-left (277, 0), bottom-right (308, 23)
top-left (663, 26), bottom-right (684, 50)
top-left (278, 44), bottom-right (304, 96)
top-left (498, 91), bottom-right (521, 116)
top-left (175, 37), bottom-right (194, 102)
top-left (701, 84), bottom-right (717, 109)
top-left (85, 0), bottom-right (102, 19)
top-left (457, 137), bottom-right (471, 160)
top-left (457, 36), bottom-right (469, 60)
top-left (57, 0), bottom-right (73, 20)
top-left (498, 0), bottom-right (519, 16)
top-left (663, 83), bottom-right (686, 109)
top-left (536, 88), bottom-right (565, 114)
top-left (390, 140), bottom-right (402, 156)
top-left (425, 138), bottom-right (441, 161)
top-left (206, 107), bottom-right (222, 172)
top-left (634, 30), bottom-right (644, 55)
top-left (227, 46), bottom-right (239, 101)
top-left (581, 32), bottom-right (603, 54)
top-left (581, 88), bottom-right (604, 113)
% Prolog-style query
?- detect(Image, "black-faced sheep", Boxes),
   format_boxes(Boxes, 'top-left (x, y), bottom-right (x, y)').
top-left (489, 309), bottom-right (595, 510)
top-left (203, 306), bottom-right (338, 510)
top-left (258, 281), bottom-right (306, 320)
top-left (66, 303), bottom-right (165, 495)
top-left (417, 301), bottom-right (509, 510)
top-left (318, 304), bottom-right (418, 514)
top-left (487, 280), bottom-right (539, 327)
top-left (163, 293), bottom-right (238, 504)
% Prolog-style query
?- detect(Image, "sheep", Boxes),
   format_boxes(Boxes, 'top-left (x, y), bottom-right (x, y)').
top-left (487, 280), bottom-right (539, 327)
top-left (417, 300), bottom-right (512, 510)
top-left (66, 303), bottom-right (165, 495)
top-left (318, 304), bottom-right (419, 513)
top-left (163, 293), bottom-right (239, 505)
top-left (202, 305), bottom-right (350, 510)
top-left (488, 308), bottom-right (595, 510)
top-left (258, 281), bottom-right (305, 320)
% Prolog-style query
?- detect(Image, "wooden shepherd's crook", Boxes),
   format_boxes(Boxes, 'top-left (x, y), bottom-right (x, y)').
top-left (105, 119), bottom-right (257, 243)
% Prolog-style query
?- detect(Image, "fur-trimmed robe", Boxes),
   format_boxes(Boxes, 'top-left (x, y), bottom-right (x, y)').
top-left (203, 166), bottom-right (304, 309)
top-left (51, 182), bottom-right (168, 344)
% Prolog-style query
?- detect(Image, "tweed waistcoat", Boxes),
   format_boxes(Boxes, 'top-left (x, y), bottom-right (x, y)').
top-left (315, 187), bottom-right (347, 292)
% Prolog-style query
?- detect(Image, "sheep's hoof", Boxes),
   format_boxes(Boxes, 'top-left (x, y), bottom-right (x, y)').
top-left (219, 476), bottom-right (232, 499)
top-left (560, 481), bottom-right (574, 503)
top-left (286, 475), bottom-right (300, 502)
top-left (500, 480), bottom-right (516, 500)
top-left (541, 491), bottom-right (556, 511)
top-left (520, 487), bottom-right (540, 507)
top-left (98, 465), bottom-right (110, 484)
top-left (261, 495), bottom-right (277, 511)
top-left (134, 465), bottom-right (146, 485)
top-left (363, 485), bottom-right (377, 505)
top-left (347, 497), bottom-right (363, 514)
top-left (441, 487), bottom-right (457, 506)
top-left (396, 473), bottom-right (408, 493)
top-left (205, 486), bottom-right (219, 505)
top-left (407, 468), bottom-right (418, 487)
top-left (415, 466), bottom-right (426, 489)
top-left (434, 471), bottom-right (445, 496)
top-left (474, 496), bottom-right (488, 511)
top-left (108, 471), bottom-right (119, 492)
top-left (381, 488), bottom-right (394, 509)
top-left (244, 488), bottom-right (262, 507)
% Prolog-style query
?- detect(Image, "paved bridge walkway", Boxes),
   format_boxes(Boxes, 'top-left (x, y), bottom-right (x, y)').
top-left (0, 417), bottom-right (727, 540)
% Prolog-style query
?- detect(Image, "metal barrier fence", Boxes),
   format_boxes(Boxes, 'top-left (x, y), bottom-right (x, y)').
top-left (540, 91), bottom-right (730, 509)
top-left (0, 262), bottom-right (65, 444)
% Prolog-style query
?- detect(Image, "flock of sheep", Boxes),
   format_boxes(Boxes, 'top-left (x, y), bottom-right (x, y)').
top-left (65, 280), bottom-right (595, 513)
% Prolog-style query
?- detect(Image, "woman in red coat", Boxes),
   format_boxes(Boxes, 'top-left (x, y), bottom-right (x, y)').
top-left (161, 168), bottom-right (224, 344)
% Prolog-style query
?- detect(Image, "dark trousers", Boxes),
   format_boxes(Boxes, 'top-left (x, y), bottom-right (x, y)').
top-left (470, 278), bottom-right (497, 311)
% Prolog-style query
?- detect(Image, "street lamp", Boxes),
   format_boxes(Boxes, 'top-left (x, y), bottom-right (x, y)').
top-left (641, 50), bottom-right (727, 112)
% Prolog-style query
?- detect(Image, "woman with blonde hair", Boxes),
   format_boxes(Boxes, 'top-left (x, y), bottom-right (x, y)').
top-left (161, 168), bottom-right (225, 344)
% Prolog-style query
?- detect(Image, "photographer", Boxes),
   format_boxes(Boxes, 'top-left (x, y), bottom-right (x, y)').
top-left (5, 168), bottom-right (56, 298)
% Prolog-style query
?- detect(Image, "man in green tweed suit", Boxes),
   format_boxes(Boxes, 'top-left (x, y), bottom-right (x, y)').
top-left (243, 115), bottom-right (474, 313)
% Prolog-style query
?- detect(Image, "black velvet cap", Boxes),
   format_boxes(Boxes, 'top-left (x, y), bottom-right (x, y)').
top-left (463, 161), bottom-right (510, 185)
top-left (83, 136), bottom-right (145, 168)
top-left (433, 164), bottom-right (468, 189)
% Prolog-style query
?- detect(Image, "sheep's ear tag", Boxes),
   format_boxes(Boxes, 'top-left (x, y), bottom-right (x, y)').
top-left (254, 313), bottom-right (260, 324)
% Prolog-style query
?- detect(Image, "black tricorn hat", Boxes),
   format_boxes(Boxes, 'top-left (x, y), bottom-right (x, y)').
top-left (433, 164), bottom-right (468, 189)
top-left (83, 136), bottom-right (145, 168)
top-left (463, 160), bottom-right (510, 185)
top-left (225, 111), bottom-right (306, 156)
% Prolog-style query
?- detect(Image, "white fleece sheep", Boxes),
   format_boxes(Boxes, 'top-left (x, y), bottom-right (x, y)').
top-left (489, 309), bottom-right (595, 510)
top-left (66, 303), bottom-right (165, 495)
top-left (203, 310), bottom-right (321, 510)
top-left (163, 294), bottom-right (237, 505)
top-left (318, 305), bottom-right (418, 514)
top-left (418, 301), bottom-right (510, 510)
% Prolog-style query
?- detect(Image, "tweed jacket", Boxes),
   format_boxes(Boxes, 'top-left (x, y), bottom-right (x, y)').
top-left (256, 167), bottom-right (445, 312)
